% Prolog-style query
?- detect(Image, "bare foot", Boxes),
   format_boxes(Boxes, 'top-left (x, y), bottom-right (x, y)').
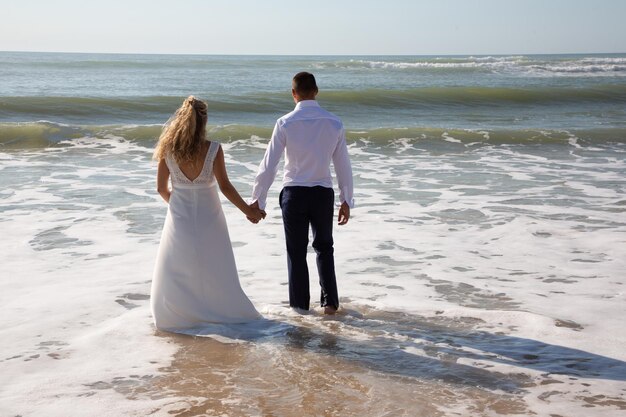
top-left (323, 306), bottom-right (337, 315)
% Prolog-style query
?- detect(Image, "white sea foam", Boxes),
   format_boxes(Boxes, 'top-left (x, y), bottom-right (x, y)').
top-left (349, 58), bottom-right (521, 70)
top-left (527, 63), bottom-right (626, 76)
top-left (1, 135), bottom-right (626, 415)
top-left (338, 56), bottom-right (626, 77)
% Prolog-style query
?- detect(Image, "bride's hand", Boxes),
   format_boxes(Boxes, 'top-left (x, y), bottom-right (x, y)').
top-left (246, 205), bottom-right (266, 223)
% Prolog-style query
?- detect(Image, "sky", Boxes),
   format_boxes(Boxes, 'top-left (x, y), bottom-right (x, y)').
top-left (1, 0), bottom-right (625, 55)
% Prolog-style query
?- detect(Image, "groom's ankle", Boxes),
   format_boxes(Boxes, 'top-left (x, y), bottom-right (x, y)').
top-left (323, 306), bottom-right (337, 315)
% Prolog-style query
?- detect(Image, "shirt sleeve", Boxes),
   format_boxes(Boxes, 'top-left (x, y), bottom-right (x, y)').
top-left (251, 121), bottom-right (286, 210)
top-left (332, 127), bottom-right (355, 208)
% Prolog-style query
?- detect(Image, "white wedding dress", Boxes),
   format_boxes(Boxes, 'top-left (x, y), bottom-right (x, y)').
top-left (151, 140), bottom-right (261, 333)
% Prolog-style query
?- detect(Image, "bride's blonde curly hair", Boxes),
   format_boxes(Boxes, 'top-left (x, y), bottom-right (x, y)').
top-left (153, 96), bottom-right (208, 163)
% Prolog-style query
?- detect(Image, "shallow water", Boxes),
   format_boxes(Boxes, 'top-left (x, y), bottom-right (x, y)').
top-left (1, 133), bottom-right (625, 416)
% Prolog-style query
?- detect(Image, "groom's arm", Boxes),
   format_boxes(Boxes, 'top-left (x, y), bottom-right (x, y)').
top-left (251, 121), bottom-right (286, 210)
top-left (332, 127), bottom-right (355, 210)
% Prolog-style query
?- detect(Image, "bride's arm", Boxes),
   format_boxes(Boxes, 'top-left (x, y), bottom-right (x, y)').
top-left (213, 146), bottom-right (265, 221)
top-left (157, 158), bottom-right (171, 203)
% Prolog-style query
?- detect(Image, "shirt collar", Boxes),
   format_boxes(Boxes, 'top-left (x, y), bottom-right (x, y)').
top-left (294, 100), bottom-right (320, 110)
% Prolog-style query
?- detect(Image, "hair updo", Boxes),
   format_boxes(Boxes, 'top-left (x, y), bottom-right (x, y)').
top-left (153, 95), bottom-right (208, 163)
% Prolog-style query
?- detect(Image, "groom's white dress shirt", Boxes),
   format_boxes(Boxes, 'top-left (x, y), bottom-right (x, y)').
top-left (251, 100), bottom-right (354, 210)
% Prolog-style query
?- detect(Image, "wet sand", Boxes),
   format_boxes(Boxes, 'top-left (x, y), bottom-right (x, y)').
top-left (76, 306), bottom-right (625, 416)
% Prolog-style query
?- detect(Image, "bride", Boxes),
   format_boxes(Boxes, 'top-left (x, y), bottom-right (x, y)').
top-left (150, 96), bottom-right (264, 332)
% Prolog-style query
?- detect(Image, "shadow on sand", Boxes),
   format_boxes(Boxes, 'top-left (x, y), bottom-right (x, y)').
top-left (161, 304), bottom-right (626, 393)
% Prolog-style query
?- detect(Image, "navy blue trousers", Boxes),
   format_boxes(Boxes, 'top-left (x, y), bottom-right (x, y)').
top-left (279, 186), bottom-right (338, 310)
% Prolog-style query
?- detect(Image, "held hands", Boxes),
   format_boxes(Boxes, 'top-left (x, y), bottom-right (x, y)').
top-left (338, 201), bottom-right (350, 225)
top-left (246, 201), bottom-right (266, 224)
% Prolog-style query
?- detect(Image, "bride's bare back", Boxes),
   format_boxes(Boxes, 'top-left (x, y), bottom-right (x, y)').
top-left (177, 142), bottom-right (210, 182)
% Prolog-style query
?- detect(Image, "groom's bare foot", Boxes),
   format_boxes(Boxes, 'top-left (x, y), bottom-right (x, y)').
top-left (323, 306), bottom-right (337, 315)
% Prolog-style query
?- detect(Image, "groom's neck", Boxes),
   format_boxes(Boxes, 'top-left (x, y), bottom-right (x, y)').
top-left (292, 90), bottom-right (318, 103)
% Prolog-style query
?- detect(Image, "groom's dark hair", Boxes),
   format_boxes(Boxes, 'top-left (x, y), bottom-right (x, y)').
top-left (292, 72), bottom-right (318, 96)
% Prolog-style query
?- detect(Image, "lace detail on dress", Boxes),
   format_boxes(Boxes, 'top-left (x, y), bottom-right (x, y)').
top-left (166, 141), bottom-right (220, 186)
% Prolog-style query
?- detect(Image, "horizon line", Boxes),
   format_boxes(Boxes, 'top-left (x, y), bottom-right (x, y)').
top-left (1, 49), bottom-right (625, 57)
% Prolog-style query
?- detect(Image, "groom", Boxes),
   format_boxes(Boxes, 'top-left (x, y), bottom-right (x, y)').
top-left (250, 72), bottom-right (354, 314)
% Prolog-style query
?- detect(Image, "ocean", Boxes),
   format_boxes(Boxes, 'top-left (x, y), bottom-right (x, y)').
top-left (1, 52), bottom-right (625, 416)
